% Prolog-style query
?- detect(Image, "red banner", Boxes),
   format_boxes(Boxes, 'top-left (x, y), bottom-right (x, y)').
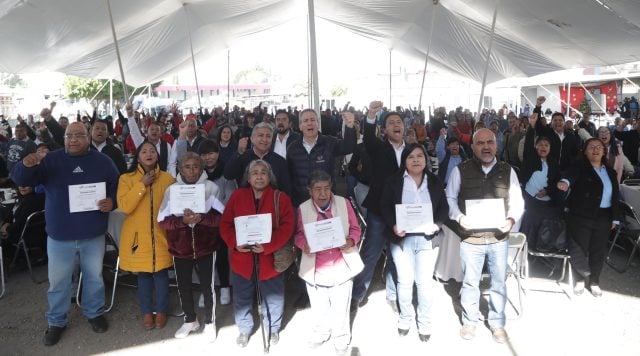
top-left (558, 81), bottom-right (618, 113)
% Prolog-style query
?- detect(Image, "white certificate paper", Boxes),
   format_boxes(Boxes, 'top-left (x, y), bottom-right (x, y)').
top-left (465, 198), bottom-right (506, 229)
top-left (234, 213), bottom-right (272, 246)
top-left (303, 217), bottom-right (346, 253)
top-left (169, 184), bottom-right (206, 215)
top-left (395, 204), bottom-right (434, 234)
top-left (68, 182), bottom-right (106, 213)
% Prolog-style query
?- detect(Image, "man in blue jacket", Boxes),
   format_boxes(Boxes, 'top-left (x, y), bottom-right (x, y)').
top-left (12, 122), bottom-right (119, 346)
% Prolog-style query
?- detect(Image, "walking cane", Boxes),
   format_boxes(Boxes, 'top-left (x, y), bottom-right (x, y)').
top-left (253, 251), bottom-right (270, 353)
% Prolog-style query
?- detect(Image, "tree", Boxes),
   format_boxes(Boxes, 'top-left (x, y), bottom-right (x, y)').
top-left (0, 73), bottom-right (25, 88)
top-left (63, 76), bottom-right (137, 104)
top-left (233, 65), bottom-right (272, 84)
top-left (330, 84), bottom-right (348, 97)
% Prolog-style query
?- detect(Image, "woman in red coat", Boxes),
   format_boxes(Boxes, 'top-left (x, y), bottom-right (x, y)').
top-left (220, 159), bottom-right (294, 348)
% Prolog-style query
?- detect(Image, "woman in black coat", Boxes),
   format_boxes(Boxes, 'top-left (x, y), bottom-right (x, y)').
top-left (557, 137), bottom-right (620, 297)
top-left (379, 143), bottom-right (449, 342)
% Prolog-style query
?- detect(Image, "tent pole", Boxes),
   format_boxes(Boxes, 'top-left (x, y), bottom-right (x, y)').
top-left (105, 0), bottom-right (129, 101)
top-left (566, 81), bottom-right (572, 117)
top-left (109, 79), bottom-right (113, 116)
top-left (537, 85), bottom-right (582, 116)
top-left (389, 48), bottom-right (392, 109)
top-left (475, 0), bottom-right (500, 121)
top-left (418, 0), bottom-right (438, 112)
top-left (308, 0), bottom-right (320, 116)
top-left (183, 4), bottom-right (202, 111)
top-left (227, 49), bottom-right (231, 110)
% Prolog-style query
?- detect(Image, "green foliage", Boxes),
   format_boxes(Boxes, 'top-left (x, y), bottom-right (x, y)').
top-left (330, 84), bottom-right (348, 97)
top-left (233, 65), bottom-right (272, 84)
top-left (63, 76), bottom-right (136, 103)
top-left (0, 73), bottom-right (25, 88)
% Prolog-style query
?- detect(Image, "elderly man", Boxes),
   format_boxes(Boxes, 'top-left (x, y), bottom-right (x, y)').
top-left (12, 122), bottom-right (119, 346)
top-left (168, 118), bottom-right (205, 177)
top-left (223, 122), bottom-right (291, 195)
top-left (286, 109), bottom-right (356, 207)
top-left (295, 170), bottom-right (362, 355)
top-left (4, 122), bottom-right (37, 171)
top-left (90, 120), bottom-right (127, 174)
top-left (446, 128), bottom-right (524, 344)
top-left (271, 109), bottom-right (301, 159)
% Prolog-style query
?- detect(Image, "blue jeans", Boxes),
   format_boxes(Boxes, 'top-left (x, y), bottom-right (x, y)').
top-left (459, 240), bottom-right (508, 329)
top-left (352, 212), bottom-right (397, 302)
top-left (390, 236), bottom-right (438, 335)
top-left (46, 235), bottom-right (105, 327)
top-left (231, 270), bottom-right (284, 334)
top-left (137, 269), bottom-right (170, 315)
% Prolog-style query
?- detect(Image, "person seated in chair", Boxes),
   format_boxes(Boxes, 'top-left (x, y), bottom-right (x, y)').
top-left (0, 185), bottom-right (46, 253)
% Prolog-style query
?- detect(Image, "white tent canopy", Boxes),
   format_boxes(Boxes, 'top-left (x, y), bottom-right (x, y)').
top-left (1, 0), bottom-right (639, 86)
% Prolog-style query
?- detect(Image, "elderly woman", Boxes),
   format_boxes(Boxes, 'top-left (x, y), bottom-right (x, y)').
top-left (158, 152), bottom-right (222, 340)
top-left (379, 143), bottom-right (448, 342)
top-left (295, 170), bottom-right (362, 354)
top-left (557, 138), bottom-right (620, 297)
top-left (117, 141), bottom-right (175, 330)
top-left (220, 159), bottom-right (294, 348)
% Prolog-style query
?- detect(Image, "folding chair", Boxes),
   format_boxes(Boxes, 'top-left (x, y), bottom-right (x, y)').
top-left (506, 232), bottom-right (527, 318)
top-left (10, 210), bottom-right (46, 284)
top-left (622, 179), bottom-right (640, 186)
top-left (607, 200), bottom-right (640, 273)
top-left (0, 246), bottom-right (5, 299)
top-left (348, 196), bottom-right (367, 251)
top-left (524, 247), bottom-right (573, 300)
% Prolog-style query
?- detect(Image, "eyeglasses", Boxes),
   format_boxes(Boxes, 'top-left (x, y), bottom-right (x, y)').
top-left (587, 145), bottom-right (604, 151)
top-left (64, 134), bottom-right (88, 140)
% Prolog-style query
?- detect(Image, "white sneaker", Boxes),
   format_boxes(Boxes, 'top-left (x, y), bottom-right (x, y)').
top-left (174, 320), bottom-right (200, 339)
top-left (203, 322), bottom-right (217, 342)
top-left (220, 287), bottom-right (231, 305)
top-left (198, 294), bottom-right (205, 308)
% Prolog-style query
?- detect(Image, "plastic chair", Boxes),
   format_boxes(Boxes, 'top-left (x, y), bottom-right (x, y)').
top-left (9, 210), bottom-right (47, 284)
top-left (607, 200), bottom-right (640, 273)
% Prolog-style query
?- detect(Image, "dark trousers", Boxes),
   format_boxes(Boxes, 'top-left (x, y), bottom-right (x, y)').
top-left (215, 247), bottom-right (230, 287)
top-left (174, 253), bottom-right (216, 323)
top-left (568, 211), bottom-right (611, 285)
top-left (231, 270), bottom-right (284, 334)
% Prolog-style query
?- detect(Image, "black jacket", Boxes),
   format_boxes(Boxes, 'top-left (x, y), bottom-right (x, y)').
top-left (562, 159), bottom-right (620, 221)
top-left (379, 170), bottom-right (449, 244)
top-left (520, 126), bottom-right (561, 202)
top-left (270, 130), bottom-right (301, 152)
top-left (361, 121), bottom-right (409, 215)
top-left (286, 129), bottom-right (356, 206)
top-left (348, 142), bottom-right (373, 185)
top-left (533, 106), bottom-right (580, 172)
top-left (223, 150), bottom-right (291, 196)
top-left (91, 143), bottom-right (127, 174)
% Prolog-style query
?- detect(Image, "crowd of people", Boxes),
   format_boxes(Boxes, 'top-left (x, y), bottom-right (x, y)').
top-left (0, 94), bottom-right (628, 353)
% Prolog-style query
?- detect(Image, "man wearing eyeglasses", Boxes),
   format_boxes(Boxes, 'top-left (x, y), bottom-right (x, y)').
top-left (11, 122), bottom-right (120, 347)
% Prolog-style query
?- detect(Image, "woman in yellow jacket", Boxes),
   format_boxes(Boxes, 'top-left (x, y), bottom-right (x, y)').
top-left (118, 141), bottom-right (175, 330)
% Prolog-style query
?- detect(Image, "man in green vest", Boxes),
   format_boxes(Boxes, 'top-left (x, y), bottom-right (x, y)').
top-left (445, 128), bottom-right (524, 344)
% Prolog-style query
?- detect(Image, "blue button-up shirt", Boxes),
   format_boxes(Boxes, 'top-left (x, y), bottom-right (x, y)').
top-left (593, 165), bottom-right (613, 208)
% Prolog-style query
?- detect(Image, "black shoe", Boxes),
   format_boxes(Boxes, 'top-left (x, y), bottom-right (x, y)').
top-left (43, 326), bottom-right (66, 346)
top-left (419, 334), bottom-right (431, 342)
top-left (271, 332), bottom-right (279, 345)
top-left (397, 328), bottom-right (409, 336)
top-left (88, 315), bottom-right (108, 333)
top-left (236, 333), bottom-right (249, 348)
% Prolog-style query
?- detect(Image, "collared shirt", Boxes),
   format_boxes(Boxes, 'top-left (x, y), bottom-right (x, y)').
top-left (593, 165), bottom-right (613, 208)
top-left (274, 130), bottom-right (290, 158)
top-left (402, 170), bottom-right (431, 205)
top-left (303, 135), bottom-right (319, 154)
top-left (556, 130), bottom-right (565, 142)
top-left (446, 157), bottom-right (524, 224)
top-left (393, 142), bottom-right (406, 167)
top-left (93, 141), bottom-right (107, 152)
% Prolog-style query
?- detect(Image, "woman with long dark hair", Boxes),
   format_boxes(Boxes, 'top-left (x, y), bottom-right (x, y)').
top-left (557, 137), bottom-right (620, 297)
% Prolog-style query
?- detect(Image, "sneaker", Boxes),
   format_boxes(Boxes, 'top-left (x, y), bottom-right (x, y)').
top-left (397, 328), bottom-right (409, 337)
top-left (88, 315), bottom-right (108, 333)
top-left (220, 287), bottom-right (231, 305)
top-left (418, 334), bottom-right (431, 342)
top-left (491, 328), bottom-right (509, 344)
top-left (174, 320), bottom-right (200, 339)
top-left (203, 323), bottom-right (217, 342)
top-left (270, 332), bottom-right (279, 345)
top-left (460, 324), bottom-right (476, 340)
top-left (236, 333), bottom-right (250, 348)
top-left (43, 326), bottom-right (66, 346)
top-left (198, 294), bottom-right (205, 308)
top-left (574, 280), bottom-right (585, 296)
top-left (590, 285), bottom-right (603, 297)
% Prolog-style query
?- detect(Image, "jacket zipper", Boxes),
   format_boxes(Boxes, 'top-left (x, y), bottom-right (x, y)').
top-left (191, 227), bottom-right (196, 259)
top-left (150, 181), bottom-right (156, 272)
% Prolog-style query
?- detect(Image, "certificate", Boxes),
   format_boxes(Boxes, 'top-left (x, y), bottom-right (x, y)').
top-left (303, 217), bottom-right (347, 253)
top-left (234, 213), bottom-right (272, 246)
top-left (169, 184), bottom-right (206, 215)
top-left (68, 182), bottom-right (106, 213)
top-left (465, 198), bottom-right (506, 229)
top-left (395, 204), bottom-right (434, 234)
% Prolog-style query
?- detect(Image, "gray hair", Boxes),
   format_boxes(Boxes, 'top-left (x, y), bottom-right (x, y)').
top-left (307, 169), bottom-right (332, 189)
top-left (298, 108), bottom-right (317, 121)
top-left (241, 159), bottom-right (278, 189)
top-left (251, 122), bottom-right (274, 138)
top-left (179, 152), bottom-right (204, 171)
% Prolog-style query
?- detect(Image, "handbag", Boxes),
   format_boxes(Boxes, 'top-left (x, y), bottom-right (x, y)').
top-left (272, 190), bottom-right (295, 272)
top-left (537, 217), bottom-right (568, 252)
